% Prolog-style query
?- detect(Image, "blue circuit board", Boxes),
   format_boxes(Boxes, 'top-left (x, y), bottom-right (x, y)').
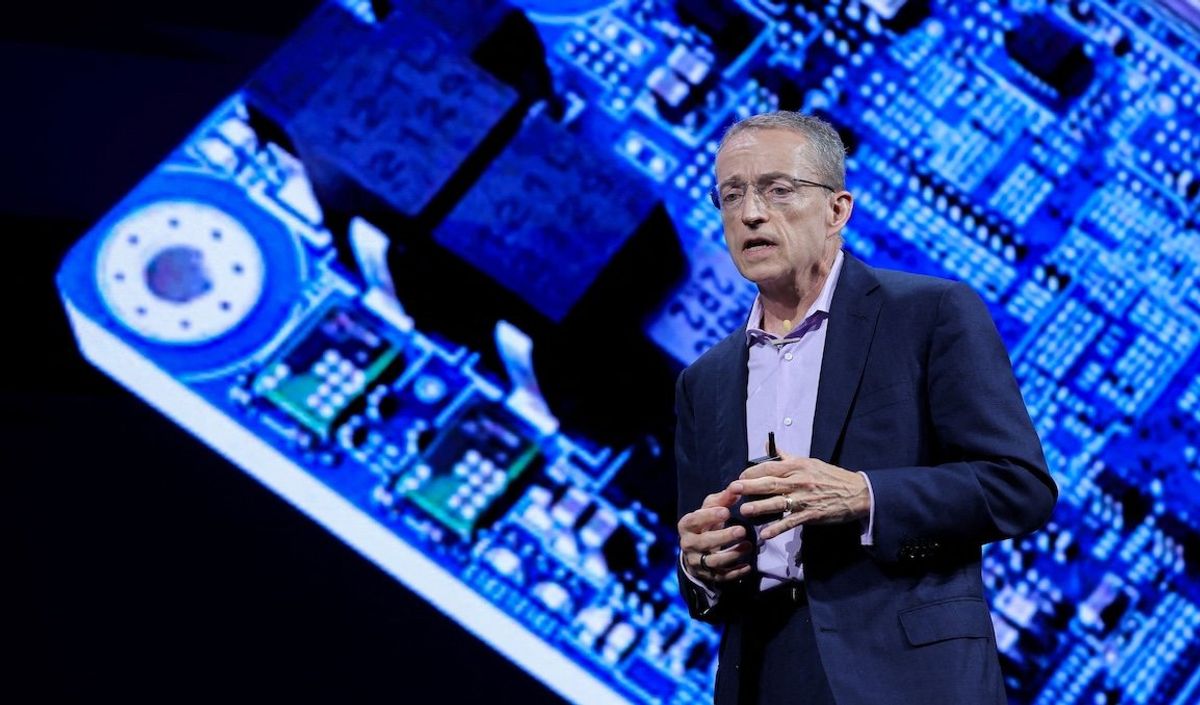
top-left (55, 1), bottom-right (1200, 703)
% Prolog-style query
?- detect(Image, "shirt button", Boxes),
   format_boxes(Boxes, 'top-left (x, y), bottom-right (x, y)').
top-left (784, 352), bottom-right (794, 361)
top-left (784, 417), bottom-right (793, 426)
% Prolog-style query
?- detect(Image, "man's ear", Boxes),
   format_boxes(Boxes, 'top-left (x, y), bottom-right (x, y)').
top-left (828, 190), bottom-right (854, 232)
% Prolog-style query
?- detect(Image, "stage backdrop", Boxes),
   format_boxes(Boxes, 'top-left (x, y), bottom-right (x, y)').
top-left (52, 1), bottom-right (1200, 703)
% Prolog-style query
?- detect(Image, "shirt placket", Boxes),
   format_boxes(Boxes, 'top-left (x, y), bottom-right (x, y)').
top-left (775, 341), bottom-right (801, 581)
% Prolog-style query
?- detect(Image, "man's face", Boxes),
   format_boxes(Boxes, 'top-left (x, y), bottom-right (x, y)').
top-left (713, 128), bottom-right (851, 289)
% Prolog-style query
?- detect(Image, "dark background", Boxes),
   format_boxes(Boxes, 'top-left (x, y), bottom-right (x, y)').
top-left (3, 3), bottom-right (564, 701)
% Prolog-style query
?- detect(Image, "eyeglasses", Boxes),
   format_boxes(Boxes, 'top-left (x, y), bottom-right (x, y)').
top-left (709, 177), bottom-right (835, 210)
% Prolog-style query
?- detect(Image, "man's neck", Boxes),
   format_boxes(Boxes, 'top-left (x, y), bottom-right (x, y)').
top-left (757, 250), bottom-right (839, 336)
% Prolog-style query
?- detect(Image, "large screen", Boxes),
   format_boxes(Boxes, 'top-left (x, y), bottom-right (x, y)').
top-left (55, 1), bottom-right (1200, 703)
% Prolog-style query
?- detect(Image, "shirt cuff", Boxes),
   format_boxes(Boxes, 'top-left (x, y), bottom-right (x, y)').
top-left (858, 471), bottom-right (876, 546)
top-left (679, 552), bottom-right (721, 606)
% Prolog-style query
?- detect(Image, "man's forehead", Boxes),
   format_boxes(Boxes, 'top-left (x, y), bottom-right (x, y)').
top-left (715, 128), bottom-right (810, 175)
top-left (717, 171), bottom-right (795, 188)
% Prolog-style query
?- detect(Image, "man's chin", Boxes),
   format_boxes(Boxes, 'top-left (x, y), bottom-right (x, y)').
top-left (739, 263), bottom-right (788, 288)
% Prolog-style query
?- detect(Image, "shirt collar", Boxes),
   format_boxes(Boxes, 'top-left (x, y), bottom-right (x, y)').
top-left (745, 249), bottom-right (844, 347)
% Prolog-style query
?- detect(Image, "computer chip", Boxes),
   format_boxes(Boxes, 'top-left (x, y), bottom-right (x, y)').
top-left (395, 403), bottom-right (540, 539)
top-left (254, 302), bottom-right (404, 439)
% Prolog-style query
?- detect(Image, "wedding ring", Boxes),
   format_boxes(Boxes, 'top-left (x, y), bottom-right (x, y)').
top-left (783, 494), bottom-right (795, 514)
top-left (699, 553), bottom-right (711, 570)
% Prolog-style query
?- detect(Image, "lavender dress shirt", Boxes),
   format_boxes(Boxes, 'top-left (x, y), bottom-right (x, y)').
top-left (684, 251), bottom-right (876, 598)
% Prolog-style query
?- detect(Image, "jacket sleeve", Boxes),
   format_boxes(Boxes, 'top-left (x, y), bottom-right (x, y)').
top-left (862, 282), bottom-right (1058, 564)
top-left (674, 368), bottom-right (747, 622)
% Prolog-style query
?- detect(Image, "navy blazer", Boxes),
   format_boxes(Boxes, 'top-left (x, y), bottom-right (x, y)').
top-left (675, 251), bottom-right (1058, 705)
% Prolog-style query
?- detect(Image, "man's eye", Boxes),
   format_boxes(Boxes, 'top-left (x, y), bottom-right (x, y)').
top-left (768, 186), bottom-right (794, 198)
top-left (722, 192), bottom-right (743, 204)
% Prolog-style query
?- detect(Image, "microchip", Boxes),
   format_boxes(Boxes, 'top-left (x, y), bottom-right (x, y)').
top-left (433, 113), bottom-right (658, 322)
top-left (288, 12), bottom-right (518, 217)
top-left (1004, 16), bottom-right (1095, 101)
top-left (242, 2), bottom-right (370, 136)
top-left (254, 303), bottom-right (404, 439)
top-left (396, 403), bottom-right (540, 538)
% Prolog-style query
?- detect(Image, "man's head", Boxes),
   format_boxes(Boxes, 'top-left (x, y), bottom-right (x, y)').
top-left (713, 112), bottom-right (853, 293)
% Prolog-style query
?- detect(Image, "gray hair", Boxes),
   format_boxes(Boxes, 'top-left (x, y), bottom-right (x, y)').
top-left (717, 112), bottom-right (847, 191)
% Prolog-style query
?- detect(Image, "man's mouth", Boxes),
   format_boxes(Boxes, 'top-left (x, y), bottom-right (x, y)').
top-left (743, 237), bottom-right (776, 252)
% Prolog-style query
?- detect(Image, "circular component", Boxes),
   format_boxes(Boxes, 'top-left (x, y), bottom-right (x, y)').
top-left (95, 200), bottom-right (265, 345)
top-left (145, 246), bottom-right (212, 302)
top-left (414, 374), bottom-right (448, 404)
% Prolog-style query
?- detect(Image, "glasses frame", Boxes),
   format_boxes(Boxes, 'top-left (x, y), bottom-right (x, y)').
top-left (709, 177), bottom-right (836, 210)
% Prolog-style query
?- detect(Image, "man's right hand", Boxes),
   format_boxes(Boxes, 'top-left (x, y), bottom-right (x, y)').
top-left (678, 488), bottom-right (756, 588)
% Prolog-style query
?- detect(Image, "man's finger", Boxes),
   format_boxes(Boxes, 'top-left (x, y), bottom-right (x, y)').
top-left (739, 459), bottom-right (795, 480)
top-left (692, 541), bottom-right (755, 573)
top-left (677, 506), bottom-right (730, 534)
top-left (701, 487), bottom-right (739, 509)
top-left (712, 563), bottom-right (754, 583)
top-left (739, 493), bottom-right (793, 518)
top-left (729, 476), bottom-right (789, 496)
top-left (758, 512), bottom-right (809, 541)
top-left (681, 524), bottom-right (746, 554)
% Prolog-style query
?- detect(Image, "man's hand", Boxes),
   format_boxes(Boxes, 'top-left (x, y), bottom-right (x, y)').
top-left (678, 488), bottom-right (755, 587)
top-left (731, 454), bottom-right (870, 540)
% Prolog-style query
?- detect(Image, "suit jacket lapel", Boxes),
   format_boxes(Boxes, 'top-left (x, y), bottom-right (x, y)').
top-left (710, 331), bottom-right (750, 488)
top-left (810, 252), bottom-right (882, 463)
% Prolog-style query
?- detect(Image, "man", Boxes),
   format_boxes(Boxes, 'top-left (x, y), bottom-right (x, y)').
top-left (674, 112), bottom-right (1057, 705)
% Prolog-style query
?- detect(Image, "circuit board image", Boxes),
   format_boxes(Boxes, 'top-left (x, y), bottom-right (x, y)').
top-left (55, 1), bottom-right (1200, 703)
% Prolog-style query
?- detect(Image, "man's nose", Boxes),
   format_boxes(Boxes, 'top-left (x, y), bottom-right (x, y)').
top-left (740, 190), bottom-right (768, 226)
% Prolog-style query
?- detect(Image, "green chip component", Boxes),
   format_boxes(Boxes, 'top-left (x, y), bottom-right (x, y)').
top-left (399, 403), bottom-right (540, 538)
top-left (254, 303), bottom-right (404, 439)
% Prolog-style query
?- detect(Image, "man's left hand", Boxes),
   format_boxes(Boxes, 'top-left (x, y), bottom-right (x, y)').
top-left (730, 454), bottom-right (870, 540)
